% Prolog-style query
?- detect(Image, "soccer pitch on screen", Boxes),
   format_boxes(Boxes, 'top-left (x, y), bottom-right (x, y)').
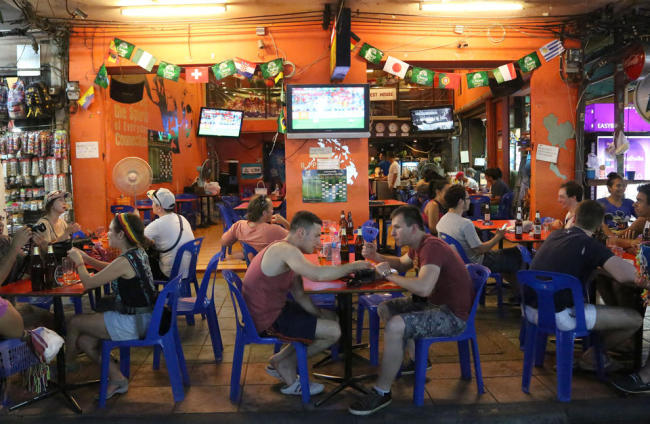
top-left (292, 117), bottom-right (365, 130)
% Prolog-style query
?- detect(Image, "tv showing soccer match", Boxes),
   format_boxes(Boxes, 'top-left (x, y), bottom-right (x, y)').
top-left (286, 84), bottom-right (370, 139)
top-left (410, 106), bottom-right (455, 133)
top-left (197, 108), bottom-right (244, 138)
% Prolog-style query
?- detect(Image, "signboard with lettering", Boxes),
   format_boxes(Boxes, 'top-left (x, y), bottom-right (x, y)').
top-left (369, 87), bottom-right (397, 101)
top-left (584, 103), bottom-right (650, 133)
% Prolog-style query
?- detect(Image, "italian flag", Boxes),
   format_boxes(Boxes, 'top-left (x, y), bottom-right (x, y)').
top-left (493, 63), bottom-right (517, 84)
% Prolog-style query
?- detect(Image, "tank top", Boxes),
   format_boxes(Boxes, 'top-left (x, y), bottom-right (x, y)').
top-left (241, 241), bottom-right (294, 332)
top-left (111, 248), bottom-right (157, 314)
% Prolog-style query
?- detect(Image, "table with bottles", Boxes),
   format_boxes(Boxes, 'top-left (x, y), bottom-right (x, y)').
top-left (318, 212), bottom-right (363, 265)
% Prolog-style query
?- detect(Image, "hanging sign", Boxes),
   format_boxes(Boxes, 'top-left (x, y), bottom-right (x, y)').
top-left (369, 87), bottom-right (397, 101)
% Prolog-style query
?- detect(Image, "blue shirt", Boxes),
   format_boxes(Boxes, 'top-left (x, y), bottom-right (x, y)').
top-left (597, 197), bottom-right (636, 228)
top-left (378, 160), bottom-right (390, 177)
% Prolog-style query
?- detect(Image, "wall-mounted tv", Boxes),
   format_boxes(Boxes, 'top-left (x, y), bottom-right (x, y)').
top-left (286, 84), bottom-right (370, 139)
top-left (197, 108), bottom-right (244, 138)
top-left (410, 106), bottom-right (454, 133)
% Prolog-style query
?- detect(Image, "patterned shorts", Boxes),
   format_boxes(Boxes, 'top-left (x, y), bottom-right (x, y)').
top-left (382, 297), bottom-right (467, 340)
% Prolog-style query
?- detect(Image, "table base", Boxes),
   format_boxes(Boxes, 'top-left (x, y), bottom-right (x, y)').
top-left (312, 373), bottom-right (370, 407)
top-left (8, 379), bottom-right (100, 413)
top-left (312, 343), bottom-right (369, 369)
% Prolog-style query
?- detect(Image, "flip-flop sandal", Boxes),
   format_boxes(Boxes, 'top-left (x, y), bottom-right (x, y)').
top-left (95, 379), bottom-right (129, 401)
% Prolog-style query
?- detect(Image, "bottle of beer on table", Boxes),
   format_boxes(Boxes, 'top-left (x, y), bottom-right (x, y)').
top-left (643, 221), bottom-right (650, 243)
top-left (355, 229), bottom-right (364, 260)
top-left (30, 246), bottom-right (45, 291)
top-left (533, 211), bottom-right (542, 240)
top-left (482, 202), bottom-right (490, 223)
top-left (347, 211), bottom-right (354, 240)
top-left (45, 245), bottom-right (58, 288)
top-left (515, 207), bottom-right (523, 240)
top-left (339, 210), bottom-right (347, 233)
top-left (340, 231), bottom-right (350, 263)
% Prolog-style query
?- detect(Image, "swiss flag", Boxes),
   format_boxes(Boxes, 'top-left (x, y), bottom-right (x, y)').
top-left (185, 66), bottom-right (209, 83)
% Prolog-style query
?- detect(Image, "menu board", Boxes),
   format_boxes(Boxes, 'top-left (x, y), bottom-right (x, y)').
top-left (302, 169), bottom-right (347, 203)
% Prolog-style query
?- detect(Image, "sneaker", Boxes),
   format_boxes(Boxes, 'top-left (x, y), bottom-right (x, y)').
top-left (280, 379), bottom-right (324, 396)
top-left (611, 373), bottom-right (650, 394)
top-left (400, 359), bottom-right (432, 376)
top-left (265, 364), bottom-right (282, 380)
top-left (348, 389), bottom-right (392, 416)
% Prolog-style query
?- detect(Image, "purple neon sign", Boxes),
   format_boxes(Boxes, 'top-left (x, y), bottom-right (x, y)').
top-left (584, 103), bottom-right (650, 133)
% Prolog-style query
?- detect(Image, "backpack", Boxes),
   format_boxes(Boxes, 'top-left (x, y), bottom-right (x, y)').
top-left (7, 79), bottom-right (26, 120)
top-left (25, 81), bottom-right (52, 118)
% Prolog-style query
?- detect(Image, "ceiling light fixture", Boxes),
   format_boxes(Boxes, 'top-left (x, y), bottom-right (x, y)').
top-left (420, 1), bottom-right (523, 12)
top-left (121, 4), bottom-right (226, 17)
top-left (117, 0), bottom-right (226, 5)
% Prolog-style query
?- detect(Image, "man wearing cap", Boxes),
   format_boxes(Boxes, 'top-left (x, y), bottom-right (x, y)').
top-left (457, 170), bottom-right (479, 191)
top-left (34, 190), bottom-right (82, 244)
top-left (144, 188), bottom-right (195, 279)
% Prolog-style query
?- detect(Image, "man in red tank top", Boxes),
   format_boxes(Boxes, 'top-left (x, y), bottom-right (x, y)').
top-left (242, 211), bottom-right (372, 397)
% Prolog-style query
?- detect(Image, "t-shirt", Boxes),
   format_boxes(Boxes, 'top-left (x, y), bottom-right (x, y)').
top-left (563, 211), bottom-right (576, 229)
top-left (597, 197), bottom-right (636, 228)
top-left (490, 179), bottom-right (510, 198)
top-left (465, 177), bottom-right (479, 191)
top-left (407, 235), bottom-right (474, 320)
top-left (242, 241), bottom-right (294, 332)
top-left (220, 220), bottom-right (288, 253)
top-left (388, 161), bottom-right (401, 189)
top-left (35, 217), bottom-right (68, 243)
top-left (436, 212), bottom-right (484, 264)
top-left (144, 213), bottom-right (195, 278)
top-left (529, 226), bottom-right (613, 311)
top-left (378, 160), bottom-right (391, 177)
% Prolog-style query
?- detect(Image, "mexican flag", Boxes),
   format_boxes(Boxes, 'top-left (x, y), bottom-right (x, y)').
top-left (131, 48), bottom-right (156, 72)
top-left (383, 56), bottom-right (409, 79)
top-left (212, 59), bottom-right (237, 80)
top-left (358, 43), bottom-right (383, 64)
top-left (113, 38), bottom-right (135, 59)
top-left (410, 67), bottom-right (434, 86)
top-left (467, 71), bottom-right (489, 88)
top-left (492, 63), bottom-right (517, 84)
top-left (94, 64), bottom-right (109, 88)
top-left (518, 51), bottom-right (541, 73)
top-left (437, 73), bottom-right (460, 89)
top-left (261, 59), bottom-right (283, 79)
top-left (157, 61), bottom-right (181, 81)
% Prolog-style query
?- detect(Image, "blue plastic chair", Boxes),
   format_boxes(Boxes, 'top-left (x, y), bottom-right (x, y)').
top-left (240, 241), bottom-right (258, 266)
top-left (110, 204), bottom-right (135, 214)
top-left (135, 199), bottom-right (153, 225)
top-left (517, 270), bottom-right (604, 402)
top-left (413, 263), bottom-right (489, 406)
top-left (222, 270), bottom-right (312, 404)
top-left (469, 195), bottom-right (490, 221)
top-left (492, 191), bottom-right (514, 220)
top-left (0, 338), bottom-right (41, 407)
top-left (98, 276), bottom-right (189, 408)
top-left (175, 193), bottom-right (199, 230)
top-left (216, 202), bottom-right (240, 255)
top-left (439, 232), bottom-right (505, 316)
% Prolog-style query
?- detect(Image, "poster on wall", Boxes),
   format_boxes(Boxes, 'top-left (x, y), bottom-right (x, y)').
top-left (302, 169), bottom-right (347, 203)
top-left (241, 163), bottom-right (263, 179)
top-left (148, 129), bottom-right (173, 183)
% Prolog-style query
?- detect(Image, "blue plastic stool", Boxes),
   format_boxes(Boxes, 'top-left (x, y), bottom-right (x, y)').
top-left (413, 264), bottom-right (489, 405)
top-left (110, 205), bottom-right (135, 214)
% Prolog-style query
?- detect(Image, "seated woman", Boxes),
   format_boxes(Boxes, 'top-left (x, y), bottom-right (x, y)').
top-left (423, 178), bottom-right (450, 235)
top-left (598, 172), bottom-right (635, 229)
top-left (221, 194), bottom-right (289, 258)
top-left (65, 213), bottom-right (156, 399)
top-left (34, 191), bottom-right (82, 246)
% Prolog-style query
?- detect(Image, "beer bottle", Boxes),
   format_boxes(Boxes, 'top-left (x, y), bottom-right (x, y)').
top-left (339, 210), bottom-right (347, 233)
top-left (515, 207), bottom-right (523, 240)
top-left (30, 246), bottom-right (45, 291)
top-left (340, 231), bottom-right (350, 263)
top-left (347, 211), bottom-right (354, 240)
top-left (45, 245), bottom-right (58, 288)
top-left (643, 221), bottom-right (650, 242)
top-left (355, 228), bottom-right (365, 260)
top-left (533, 211), bottom-right (542, 240)
top-left (482, 202), bottom-right (490, 223)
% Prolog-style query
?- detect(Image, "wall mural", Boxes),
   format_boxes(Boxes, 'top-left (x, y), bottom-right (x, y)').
top-left (543, 113), bottom-right (574, 180)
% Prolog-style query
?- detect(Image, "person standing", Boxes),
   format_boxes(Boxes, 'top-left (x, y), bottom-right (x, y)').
top-left (377, 152), bottom-right (390, 178)
top-left (387, 152), bottom-right (401, 200)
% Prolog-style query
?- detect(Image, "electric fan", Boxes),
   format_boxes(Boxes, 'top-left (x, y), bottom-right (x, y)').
top-left (196, 159), bottom-right (213, 188)
top-left (112, 157), bottom-right (153, 205)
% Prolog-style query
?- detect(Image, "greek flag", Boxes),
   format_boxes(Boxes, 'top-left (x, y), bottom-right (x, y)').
top-left (539, 40), bottom-right (564, 63)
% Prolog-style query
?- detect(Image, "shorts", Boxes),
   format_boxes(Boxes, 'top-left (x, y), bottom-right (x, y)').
top-left (261, 301), bottom-right (318, 345)
top-left (523, 305), bottom-right (596, 331)
top-left (482, 247), bottom-right (522, 274)
top-left (103, 311), bottom-right (152, 341)
top-left (382, 297), bottom-right (467, 340)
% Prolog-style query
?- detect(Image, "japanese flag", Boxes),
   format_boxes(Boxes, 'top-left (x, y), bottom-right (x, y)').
top-left (383, 56), bottom-right (409, 79)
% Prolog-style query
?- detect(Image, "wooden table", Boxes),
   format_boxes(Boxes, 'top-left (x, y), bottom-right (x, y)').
top-left (0, 280), bottom-right (96, 413)
top-left (234, 200), bottom-right (283, 211)
top-left (198, 194), bottom-right (218, 227)
top-left (302, 253), bottom-right (401, 407)
top-left (369, 199), bottom-right (407, 251)
top-left (472, 219), bottom-right (512, 231)
top-left (502, 229), bottom-right (550, 248)
top-left (241, 195), bottom-right (283, 202)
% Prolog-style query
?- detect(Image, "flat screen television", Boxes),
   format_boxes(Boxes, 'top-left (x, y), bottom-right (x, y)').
top-left (286, 84), bottom-right (370, 139)
top-left (410, 106), bottom-right (454, 132)
top-left (474, 157), bottom-right (486, 167)
top-left (197, 108), bottom-right (244, 138)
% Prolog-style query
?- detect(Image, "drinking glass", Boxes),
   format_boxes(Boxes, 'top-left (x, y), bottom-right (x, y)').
top-left (62, 257), bottom-right (76, 285)
top-left (54, 265), bottom-right (64, 287)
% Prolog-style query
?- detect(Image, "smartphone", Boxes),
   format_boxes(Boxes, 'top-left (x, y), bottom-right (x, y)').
top-left (500, 223), bottom-right (508, 231)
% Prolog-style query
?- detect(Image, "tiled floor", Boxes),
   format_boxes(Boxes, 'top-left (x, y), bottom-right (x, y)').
top-left (3, 222), bottom-right (650, 420)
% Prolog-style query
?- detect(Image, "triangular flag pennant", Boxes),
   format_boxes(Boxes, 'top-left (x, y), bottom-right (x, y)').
top-left (358, 43), bottom-right (384, 65)
top-left (131, 48), bottom-right (156, 72)
top-left (107, 40), bottom-right (119, 64)
top-left (539, 39), bottom-right (565, 62)
top-left (277, 108), bottom-right (287, 134)
top-left (467, 71), bottom-right (489, 88)
top-left (274, 71), bottom-right (284, 85)
top-left (94, 64), bottom-right (109, 89)
top-left (260, 58), bottom-right (283, 79)
top-left (234, 57), bottom-right (256, 79)
top-left (518, 51), bottom-right (541, 73)
top-left (492, 63), bottom-right (517, 84)
top-left (212, 59), bottom-right (237, 80)
top-left (77, 86), bottom-right (94, 109)
top-left (157, 61), bottom-right (181, 81)
top-left (410, 67), bottom-right (434, 87)
top-left (350, 32), bottom-right (360, 52)
top-left (185, 66), bottom-right (209, 83)
top-left (113, 38), bottom-right (135, 59)
top-left (383, 56), bottom-right (409, 79)
top-left (437, 73), bottom-right (461, 89)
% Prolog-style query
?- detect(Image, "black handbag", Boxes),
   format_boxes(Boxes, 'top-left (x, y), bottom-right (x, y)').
top-left (147, 215), bottom-right (184, 280)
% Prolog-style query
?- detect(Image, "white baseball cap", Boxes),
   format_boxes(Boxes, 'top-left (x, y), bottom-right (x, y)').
top-left (146, 188), bottom-right (176, 210)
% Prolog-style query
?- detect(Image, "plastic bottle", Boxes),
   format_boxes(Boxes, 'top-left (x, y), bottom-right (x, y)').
top-left (331, 231), bottom-right (341, 265)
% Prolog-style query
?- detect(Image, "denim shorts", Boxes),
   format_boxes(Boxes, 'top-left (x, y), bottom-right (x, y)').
top-left (104, 311), bottom-right (152, 341)
top-left (382, 297), bottom-right (467, 340)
